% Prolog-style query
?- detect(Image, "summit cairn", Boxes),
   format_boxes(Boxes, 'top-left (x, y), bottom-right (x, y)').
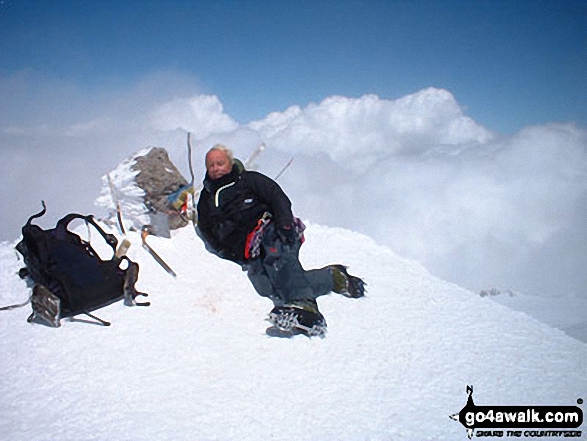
top-left (97, 147), bottom-right (191, 236)
top-left (132, 147), bottom-right (190, 234)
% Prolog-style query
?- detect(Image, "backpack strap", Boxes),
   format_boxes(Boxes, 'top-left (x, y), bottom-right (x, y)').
top-left (24, 201), bottom-right (47, 227)
top-left (56, 213), bottom-right (118, 256)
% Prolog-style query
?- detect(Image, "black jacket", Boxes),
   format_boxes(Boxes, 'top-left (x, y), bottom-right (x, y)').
top-left (197, 164), bottom-right (294, 263)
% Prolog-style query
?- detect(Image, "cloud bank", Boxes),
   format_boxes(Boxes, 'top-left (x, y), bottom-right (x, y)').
top-left (243, 90), bottom-right (587, 298)
top-left (1, 72), bottom-right (586, 301)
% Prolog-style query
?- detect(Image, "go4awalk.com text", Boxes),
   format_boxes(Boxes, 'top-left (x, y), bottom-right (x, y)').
top-left (450, 386), bottom-right (583, 439)
top-left (476, 430), bottom-right (581, 437)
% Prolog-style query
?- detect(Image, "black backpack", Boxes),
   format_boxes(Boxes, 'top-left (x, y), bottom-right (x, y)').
top-left (16, 202), bottom-right (149, 327)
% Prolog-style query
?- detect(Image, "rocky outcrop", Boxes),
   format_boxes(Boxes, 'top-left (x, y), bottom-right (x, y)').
top-left (131, 147), bottom-right (190, 233)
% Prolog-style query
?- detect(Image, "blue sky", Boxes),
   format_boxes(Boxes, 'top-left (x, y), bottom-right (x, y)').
top-left (1, 0), bottom-right (586, 134)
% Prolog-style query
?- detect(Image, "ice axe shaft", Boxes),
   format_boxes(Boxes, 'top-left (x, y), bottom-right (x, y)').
top-left (141, 229), bottom-right (177, 277)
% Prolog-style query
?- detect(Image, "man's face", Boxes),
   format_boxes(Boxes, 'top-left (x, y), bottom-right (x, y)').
top-left (205, 150), bottom-right (232, 180)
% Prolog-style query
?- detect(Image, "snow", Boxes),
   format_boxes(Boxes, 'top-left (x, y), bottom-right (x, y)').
top-left (490, 292), bottom-right (587, 344)
top-left (1, 219), bottom-right (585, 440)
top-left (94, 148), bottom-right (150, 232)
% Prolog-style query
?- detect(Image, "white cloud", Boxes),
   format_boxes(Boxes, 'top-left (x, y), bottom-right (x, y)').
top-left (249, 87), bottom-right (494, 172)
top-left (151, 94), bottom-right (239, 138)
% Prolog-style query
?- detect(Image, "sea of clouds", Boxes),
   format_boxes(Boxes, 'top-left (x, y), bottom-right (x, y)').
top-left (1, 71), bottom-right (586, 301)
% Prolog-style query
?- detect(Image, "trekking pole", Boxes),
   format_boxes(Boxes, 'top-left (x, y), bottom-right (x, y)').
top-left (107, 173), bottom-right (126, 235)
top-left (104, 174), bottom-right (132, 257)
top-left (186, 132), bottom-right (202, 228)
top-left (274, 157), bottom-right (294, 181)
top-left (244, 143), bottom-right (266, 169)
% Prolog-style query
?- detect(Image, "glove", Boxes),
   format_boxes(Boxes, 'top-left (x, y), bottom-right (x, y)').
top-left (276, 224), bottom-right (297, 246)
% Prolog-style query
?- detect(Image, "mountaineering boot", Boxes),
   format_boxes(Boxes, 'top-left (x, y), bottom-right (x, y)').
top-left (330, 265), bottom-right (366, 298)
top-left (267, 298), bottom-right (327, 337)
top-left (27, 284), bottom-right (61, 327)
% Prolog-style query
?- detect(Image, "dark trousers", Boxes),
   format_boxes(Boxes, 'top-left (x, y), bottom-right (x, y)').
top-left (243, 225), bottom-right (333, 306)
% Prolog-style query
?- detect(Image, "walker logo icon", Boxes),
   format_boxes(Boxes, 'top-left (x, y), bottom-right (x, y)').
top-left (450, 386), bottom-right (583, 439)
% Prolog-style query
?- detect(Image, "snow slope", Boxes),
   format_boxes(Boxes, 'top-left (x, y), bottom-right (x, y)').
top-left (491, 292), bottom-right (587, 344)
top-left (0, 222), bottom-right (585, 440)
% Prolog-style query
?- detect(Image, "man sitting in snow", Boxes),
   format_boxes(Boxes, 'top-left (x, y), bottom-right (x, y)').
top-left (196, 144), bottom-right (365, 336)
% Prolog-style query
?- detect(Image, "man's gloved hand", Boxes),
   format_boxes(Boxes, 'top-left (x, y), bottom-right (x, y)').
top-left (276, 224), bottom-right (297, 245)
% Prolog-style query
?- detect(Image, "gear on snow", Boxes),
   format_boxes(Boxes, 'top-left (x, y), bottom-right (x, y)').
top-left (267, 301), bottom-right (327, 338)
top-left (16, 202), bottom-right (149, 327)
